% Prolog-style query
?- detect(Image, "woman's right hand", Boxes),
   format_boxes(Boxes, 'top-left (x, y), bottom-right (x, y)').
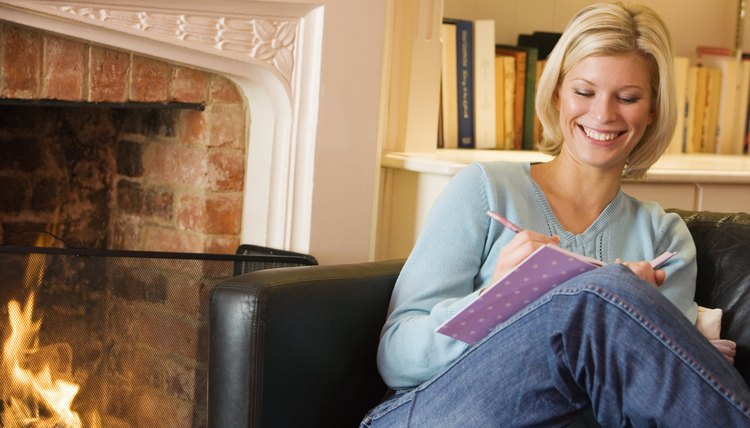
top-left (490, 231), bottom-right (561, 284)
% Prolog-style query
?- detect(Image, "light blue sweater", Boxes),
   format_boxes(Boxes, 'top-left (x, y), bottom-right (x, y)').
top-left (377, 161), bottom-right (698, 389)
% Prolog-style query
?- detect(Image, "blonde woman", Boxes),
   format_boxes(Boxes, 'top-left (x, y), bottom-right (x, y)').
top-left (362, 2), bottom-right (750, 426)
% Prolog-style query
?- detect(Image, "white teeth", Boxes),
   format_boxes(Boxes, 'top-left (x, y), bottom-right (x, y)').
top-left (583, 126), bottom-right (618, 141)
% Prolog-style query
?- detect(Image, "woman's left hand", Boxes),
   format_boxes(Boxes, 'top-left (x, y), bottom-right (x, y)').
top-left (710, 339), bottom-right (737, 364)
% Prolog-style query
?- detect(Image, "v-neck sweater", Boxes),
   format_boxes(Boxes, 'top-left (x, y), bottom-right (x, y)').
top-left (377, 161), bottom-right (698, 389)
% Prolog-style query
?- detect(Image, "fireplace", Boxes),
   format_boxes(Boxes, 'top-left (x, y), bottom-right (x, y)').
top-left (0, 21), bottom-right (251, 254)
top-left (0, 0), bottom-right (326, 255)
top-left (0, 1), bottom-right (326, 425)
top-left (0, 245), bottom-right (316, 427)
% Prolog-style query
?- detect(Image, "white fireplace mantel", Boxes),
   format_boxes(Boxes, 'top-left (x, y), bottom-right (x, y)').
top-left (0, 0), bottom-right (325, 255)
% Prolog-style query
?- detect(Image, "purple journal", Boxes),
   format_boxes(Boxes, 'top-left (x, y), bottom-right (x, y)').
top-left (436, 244), bottom-right (674, 345)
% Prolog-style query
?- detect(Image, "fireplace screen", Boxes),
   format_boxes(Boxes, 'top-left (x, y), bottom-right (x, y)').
top-left (0, 246), bottom-right (315, 427)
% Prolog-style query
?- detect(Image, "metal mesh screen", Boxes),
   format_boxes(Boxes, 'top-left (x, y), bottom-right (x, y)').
top-left (0, 246), bottom-right (315, 428)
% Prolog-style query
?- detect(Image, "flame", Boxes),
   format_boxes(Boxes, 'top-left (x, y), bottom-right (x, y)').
top-left (2, 292), bottom-right (100, 428)
top-left (1, 217), bottom-right (101, 428)
top-left (2, 293), bottom-right (83, 428)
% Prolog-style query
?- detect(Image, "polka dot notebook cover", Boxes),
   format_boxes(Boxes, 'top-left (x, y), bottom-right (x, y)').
top-left (436, 244), bottom-right (675, 345)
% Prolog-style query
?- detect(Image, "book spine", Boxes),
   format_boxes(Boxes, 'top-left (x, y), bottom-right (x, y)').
top-left (448, 19), bottom-right (475, 148)
top-left (667, 56), bottom-right (690, 154)
top-left (691, 67), bottom-right (708, 153)
top-left (440, 22), bottom-right (459, 149)
top-left (684, 65), bottom-right (698, 153)
top-left (732, 58), bottom-right (750, 155)
top-left (496, 46), bottom-right (526, 150)
top-left (502, 56), bottom-right (516, 149)
top-left (731, 59), bottom-right (750, 155)
top-left (521, 47), bottom-right (538, 150)
top-left (494, 55), bottom-right (505, 149)
top-left (703, 67), bottom-right (722, 153)
top-left (473, 20), bottom-right (497, 149)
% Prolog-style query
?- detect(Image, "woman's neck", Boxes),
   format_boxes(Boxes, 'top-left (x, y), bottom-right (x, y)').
top-left (530, 156), bottom-right (623, 234)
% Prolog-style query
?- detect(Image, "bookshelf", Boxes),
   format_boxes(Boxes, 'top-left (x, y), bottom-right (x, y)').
top-left (376, 0), bottom-right (750, 260)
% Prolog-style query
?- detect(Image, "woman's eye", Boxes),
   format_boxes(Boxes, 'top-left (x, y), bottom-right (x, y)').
top-left (574, 89), bottom-right (593, 97)
top-left (618, 96), bottom-right (640, 104)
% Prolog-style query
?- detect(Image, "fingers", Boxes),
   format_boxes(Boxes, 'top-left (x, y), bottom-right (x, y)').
top-left (492, 231), bottom-right (560, 282)
top-left (653, 269), bottom-right (666, 286)
top-left (710, 339), bottom-right (737, 364)
top-left (622, 260), bottom-right (665, 287)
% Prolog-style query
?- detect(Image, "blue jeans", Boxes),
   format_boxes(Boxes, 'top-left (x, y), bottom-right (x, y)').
top-left (360, 264), bottom-right (750, 427)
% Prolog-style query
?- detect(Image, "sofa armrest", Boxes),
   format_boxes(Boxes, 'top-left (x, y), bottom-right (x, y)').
top-left (208, 259), bottom-right (404, 428)
top-left (669, 209), bottom-right (750, 386)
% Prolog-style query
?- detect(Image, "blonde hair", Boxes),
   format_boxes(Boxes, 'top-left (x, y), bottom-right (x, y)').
top-left (535, 2), bottom-right (676, 179)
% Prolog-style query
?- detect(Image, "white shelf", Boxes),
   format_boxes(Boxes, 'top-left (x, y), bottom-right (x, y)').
top-left (382, 150), bottom-right (750, 184)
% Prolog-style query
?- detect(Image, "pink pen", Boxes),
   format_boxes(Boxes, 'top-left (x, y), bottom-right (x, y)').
top-left (486, 210), bottom-right (524, 233)
top-left (649, 251), bottom-right (676, 269)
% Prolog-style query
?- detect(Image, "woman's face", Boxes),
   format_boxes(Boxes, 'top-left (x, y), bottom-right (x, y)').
top-left (556, 53), bottom-right (654, 173)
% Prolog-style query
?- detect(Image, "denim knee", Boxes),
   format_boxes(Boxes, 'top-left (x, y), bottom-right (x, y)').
top-left (555, 263), bottom-right (663, 305)
top-left (360, 389), bottom-right (414, 427)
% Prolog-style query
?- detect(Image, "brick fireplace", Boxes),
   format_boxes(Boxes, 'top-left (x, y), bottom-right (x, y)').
top-left (0, 22), bottom-right (247, 254)
top-left (0, 1), bottom-right (330, 426)
top-left (0, 0), bottom-right (329, 259)
top-left (0, 20), bottom-right (256, 427)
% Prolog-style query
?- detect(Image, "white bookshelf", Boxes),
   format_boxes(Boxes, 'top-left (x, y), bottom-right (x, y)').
top-left (375, 0), bottom-right (750, 260)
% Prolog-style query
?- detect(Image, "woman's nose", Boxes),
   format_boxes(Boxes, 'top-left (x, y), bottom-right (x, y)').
top-left (591, 96), bottom-right (617, 123)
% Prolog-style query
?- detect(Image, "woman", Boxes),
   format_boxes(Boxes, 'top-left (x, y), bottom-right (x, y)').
top-left (361, 2), bottom-right (750, 426)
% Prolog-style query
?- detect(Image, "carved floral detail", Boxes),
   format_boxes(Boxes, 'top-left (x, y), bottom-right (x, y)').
top-left (252, 20), bottom-right (296, 80)
top-left (49, 5), bottom-right (298, 84)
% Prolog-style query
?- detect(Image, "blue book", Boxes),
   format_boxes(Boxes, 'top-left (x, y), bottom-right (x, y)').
top-left (443, 18), bottom-right (474, 148)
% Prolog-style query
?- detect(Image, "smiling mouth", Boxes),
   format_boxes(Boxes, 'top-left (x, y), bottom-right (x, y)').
top-left (581, 125), bottom-right (623, 142)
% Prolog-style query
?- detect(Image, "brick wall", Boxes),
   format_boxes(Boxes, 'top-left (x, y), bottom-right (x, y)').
top-left (0, 22), bottom-right (247, 254)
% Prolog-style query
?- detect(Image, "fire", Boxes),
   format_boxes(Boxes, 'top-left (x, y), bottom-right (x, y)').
top-left (2, 292), bottom-right (83, 428)
top-left (2, 219), bottom-right (101, 427)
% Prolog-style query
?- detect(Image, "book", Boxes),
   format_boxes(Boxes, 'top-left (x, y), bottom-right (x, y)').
top-left (444, 18), bottom-right (475, 148)
top-left (703, 67), bottom-right (722, 153)
top-left (516, 31), bottom-right (561, 61)
top-left (730, 56), bottom-right (750, 155)
top-left (696, 46), bottom-right (739, 154)
top-left (666, 56), bottom-right (690, 154)
top-left (495, 46), bottom-right (527, 150)
top-left (436, 244), bottom-right (676, 345)
top-left (497, 55), bottom-right (516, 149)
top-left (440, 22), bottom-right (459, 149)
top-left (732, 54), bottom-right (750, 155)
top-left (473, 19), bottom-right (497, 149)
top-left (682, 65), bottom-right (698, 153)
top-left (690, 66), bottom-right (709, 153)
top-left (496, 44), bottom-right (539, 150)
top-left (437, 85), bottom-right (444, 148)
top-left (494, 54), bottom-right (506, 149)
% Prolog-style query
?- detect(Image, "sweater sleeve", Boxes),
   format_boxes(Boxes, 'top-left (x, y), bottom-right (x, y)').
top-left (377, 164), bottom-right (494, 389)
top-left (654, 211), bottom-right (699, 323)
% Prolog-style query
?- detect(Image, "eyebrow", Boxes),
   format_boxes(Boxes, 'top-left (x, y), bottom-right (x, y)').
top-left (570, 78), bottom-right (645, 91)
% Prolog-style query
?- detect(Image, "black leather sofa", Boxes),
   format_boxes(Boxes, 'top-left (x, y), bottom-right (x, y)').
top-left (208, 209), bottom-right (750, 427)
